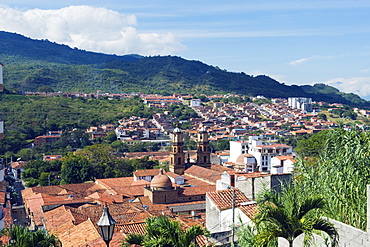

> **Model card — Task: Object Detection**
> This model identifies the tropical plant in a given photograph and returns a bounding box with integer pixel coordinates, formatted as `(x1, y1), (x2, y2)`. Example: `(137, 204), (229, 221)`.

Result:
(0, 224), (61, 247)
(253, 185), (338, 247)
(237, 224), (258, 247)
(122, 216), (207, 247)
(295, 128), (370, 230)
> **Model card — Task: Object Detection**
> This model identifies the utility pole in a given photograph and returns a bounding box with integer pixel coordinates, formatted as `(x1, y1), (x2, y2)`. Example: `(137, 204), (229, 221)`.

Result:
(231, 188), (236, 247)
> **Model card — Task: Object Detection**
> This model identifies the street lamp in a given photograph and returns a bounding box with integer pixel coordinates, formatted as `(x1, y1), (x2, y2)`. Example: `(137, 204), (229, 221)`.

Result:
(97, 205), (117, 247)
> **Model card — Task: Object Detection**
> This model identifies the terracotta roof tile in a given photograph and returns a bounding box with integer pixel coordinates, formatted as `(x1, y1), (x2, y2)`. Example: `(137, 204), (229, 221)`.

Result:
(210, 164), (233, 173)
(57, 219), (101, 247)
(185, 165), (222, 184)
(180, 185), (216, 197)
(118, 222), (146, 235)
(238, 203), (258, 219)
(207, 188), (249, 210)
(133, 169), (160, 177)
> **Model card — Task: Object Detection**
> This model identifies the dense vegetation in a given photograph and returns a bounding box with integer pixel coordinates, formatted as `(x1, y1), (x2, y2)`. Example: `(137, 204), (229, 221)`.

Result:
(237, 185), (338, 247)
(123, 216), (207, 247)
(1, 224), (61, 246)
(0, 94), (158, 155)
(0, 31), (368, 107)
(294, 128), (370, 230)
(21, 144), (162, 187)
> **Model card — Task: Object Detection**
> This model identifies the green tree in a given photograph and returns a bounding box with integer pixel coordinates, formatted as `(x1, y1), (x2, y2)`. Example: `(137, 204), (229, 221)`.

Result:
(111, 140), (129, 153)
(216, 139), (230, 151)
(123, 215), (207, 247)
(61, 156), (93, 184)
(294, 130), (329, 158)
(254, 186), (338, 247)
(37, 85), (55, 93)
(129, 142), (148, 152)
(0, 224), (61, 247)
(318, 113), (327, 121)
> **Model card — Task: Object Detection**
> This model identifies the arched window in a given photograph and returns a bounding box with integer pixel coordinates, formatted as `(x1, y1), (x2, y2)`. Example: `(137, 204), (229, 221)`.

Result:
(178, 157), (182, 165)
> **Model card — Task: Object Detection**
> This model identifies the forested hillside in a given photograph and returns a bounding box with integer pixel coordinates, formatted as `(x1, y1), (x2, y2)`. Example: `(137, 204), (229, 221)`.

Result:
(0, 31), (368, 107)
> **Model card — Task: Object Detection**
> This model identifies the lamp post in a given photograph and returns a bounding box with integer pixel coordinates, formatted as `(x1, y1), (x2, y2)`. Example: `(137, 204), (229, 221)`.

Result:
(97, 205), (117, 247)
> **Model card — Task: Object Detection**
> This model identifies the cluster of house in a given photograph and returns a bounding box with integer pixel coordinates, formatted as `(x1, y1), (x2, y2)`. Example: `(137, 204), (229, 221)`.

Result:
(7, 127), (294, 246)
(1, 126), (369, 246)
(31, 92), (370, 152)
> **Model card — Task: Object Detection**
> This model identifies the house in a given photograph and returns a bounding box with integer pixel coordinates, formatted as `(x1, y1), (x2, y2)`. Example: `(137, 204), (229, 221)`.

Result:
(10, 161), (27, 180)
(190, 99), (201, 107)
(34, 135), (61, 147)
(216, 171), (292, 201)
(270, 155), (295, 174)
(43, 155), (62, 161)
(206, 188), (257, 245)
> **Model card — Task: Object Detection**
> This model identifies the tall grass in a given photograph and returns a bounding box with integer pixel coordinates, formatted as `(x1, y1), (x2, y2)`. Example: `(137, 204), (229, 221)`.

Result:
(295, 128), (370, 230)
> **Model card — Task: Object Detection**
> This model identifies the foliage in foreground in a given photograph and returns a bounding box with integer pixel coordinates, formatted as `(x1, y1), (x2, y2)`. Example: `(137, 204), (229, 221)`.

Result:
(0, 224), (61, 247)
(122, 216), (208, 247)
(237, 185), (338, 247)
(295, 128), (370, 230)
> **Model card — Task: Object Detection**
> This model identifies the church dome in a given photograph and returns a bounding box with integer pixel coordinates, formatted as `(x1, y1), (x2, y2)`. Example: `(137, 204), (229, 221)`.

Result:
(151, 169), (172, 189)
(235, 153), (254, 166)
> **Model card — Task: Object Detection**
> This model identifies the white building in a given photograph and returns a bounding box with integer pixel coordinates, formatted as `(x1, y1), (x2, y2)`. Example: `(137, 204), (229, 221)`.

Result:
(288, 97), (312, 112)
(190, 99), (201, 107)
(248, 143), (293, 172)
(206, 188), (257, 245)
(270, 155), (295, 174)
(229, 136), (294, 173)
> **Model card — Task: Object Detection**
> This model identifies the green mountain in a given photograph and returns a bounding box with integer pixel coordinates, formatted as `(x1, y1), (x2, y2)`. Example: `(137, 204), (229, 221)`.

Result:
(0, 31), (368, 107)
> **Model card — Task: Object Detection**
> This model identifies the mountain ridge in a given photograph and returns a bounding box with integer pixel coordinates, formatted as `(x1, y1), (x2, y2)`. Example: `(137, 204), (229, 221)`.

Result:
(0, 31), (368, 107)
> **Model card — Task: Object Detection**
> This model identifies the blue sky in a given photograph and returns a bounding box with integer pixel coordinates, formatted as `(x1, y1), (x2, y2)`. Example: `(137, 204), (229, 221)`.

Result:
(1, 1), (370, 100)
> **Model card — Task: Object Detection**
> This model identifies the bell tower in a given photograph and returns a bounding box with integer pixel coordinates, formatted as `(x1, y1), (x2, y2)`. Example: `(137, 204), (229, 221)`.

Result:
(169, 127), (185, 175)
(196, 126), (211, 169)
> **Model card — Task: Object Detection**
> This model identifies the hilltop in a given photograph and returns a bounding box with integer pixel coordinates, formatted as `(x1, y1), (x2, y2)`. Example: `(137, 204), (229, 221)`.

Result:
(0, 31), (368, 107)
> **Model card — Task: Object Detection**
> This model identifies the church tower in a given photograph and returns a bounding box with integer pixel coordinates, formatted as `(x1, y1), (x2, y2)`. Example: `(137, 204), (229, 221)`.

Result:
(196, 126), (211, 169)
(169, 127), (186, 175)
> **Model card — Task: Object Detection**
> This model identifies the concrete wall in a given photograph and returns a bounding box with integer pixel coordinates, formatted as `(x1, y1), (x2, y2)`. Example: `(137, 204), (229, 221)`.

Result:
(278, 218), (368, 247)
(237, 176), (271, 200)
(206, 196), (221, 233)
(277, 185), (370, 246)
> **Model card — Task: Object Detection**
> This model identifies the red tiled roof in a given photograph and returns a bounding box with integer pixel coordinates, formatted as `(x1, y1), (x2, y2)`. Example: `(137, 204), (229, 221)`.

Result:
(207, 188), (250, 210)
(10, 161), (27, 169)
(210, 164), (233, 173)
(256, 144), (290, 148)
(118, 222), (146, 235)
(134, 169), (160, 177)
(185, 165), (221, 184)
(238, 203), (258, 219)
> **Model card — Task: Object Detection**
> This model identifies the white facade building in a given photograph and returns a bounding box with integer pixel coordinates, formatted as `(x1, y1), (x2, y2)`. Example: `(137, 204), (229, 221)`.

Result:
(270, 155), (295, 174)
(206, 188), (256, 245)
(288, 97), (313, 112)
(229, 136), (294, 173)
(190, 99), (201, 107)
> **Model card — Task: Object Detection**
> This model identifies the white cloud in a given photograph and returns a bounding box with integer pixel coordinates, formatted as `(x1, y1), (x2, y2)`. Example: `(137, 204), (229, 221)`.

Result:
(288, 54), (348, 67)
(315, 77), (370, 100)
(289, 57), (312, 66)
(0, 5), (185, 55)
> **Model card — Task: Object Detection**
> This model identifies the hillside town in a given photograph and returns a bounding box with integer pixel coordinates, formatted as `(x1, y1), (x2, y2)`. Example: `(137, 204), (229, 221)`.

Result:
(0, 91), (368, 246)
(0, 64), (370, 246)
